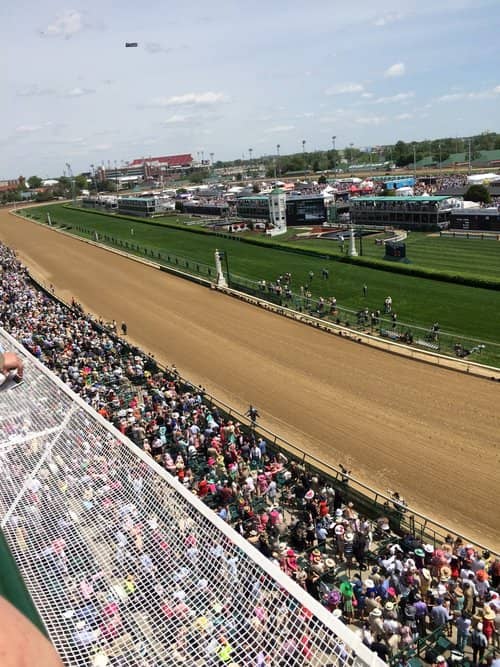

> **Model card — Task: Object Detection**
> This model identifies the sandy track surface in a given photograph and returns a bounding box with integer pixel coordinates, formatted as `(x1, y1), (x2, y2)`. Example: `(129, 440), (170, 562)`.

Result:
(1, 211), (499, 550)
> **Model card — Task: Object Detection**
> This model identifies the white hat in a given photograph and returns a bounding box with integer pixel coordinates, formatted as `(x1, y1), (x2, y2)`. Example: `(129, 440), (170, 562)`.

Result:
(344, 532), (354, 542)
(424, 544), (434, 553)
(332, 609), (343, 618)
(370, 608), (382, 617)
(436, 656), (446, 663)
(365, 579), (375, 589)
(304, 490), (315, 500)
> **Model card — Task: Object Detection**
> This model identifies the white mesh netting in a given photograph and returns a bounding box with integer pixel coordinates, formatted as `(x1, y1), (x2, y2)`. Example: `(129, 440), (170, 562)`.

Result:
(0, 328), (380, 667)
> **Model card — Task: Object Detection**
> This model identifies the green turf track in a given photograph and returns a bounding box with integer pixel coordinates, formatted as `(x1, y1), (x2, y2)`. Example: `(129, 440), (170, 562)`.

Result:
(294, 232), (500, 282)
(20, 205), (500, 364)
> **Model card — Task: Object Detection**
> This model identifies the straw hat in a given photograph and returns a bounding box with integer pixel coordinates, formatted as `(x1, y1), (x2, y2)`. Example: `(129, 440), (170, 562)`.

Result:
(332, 609), (343, 619)
(370, 608), (382, 617)
(325, 558), (336, 569)
(385, 601), (395, 611)
(364, 579), (375, 589)
(424, 544), (434, 554)
(345, 532), (354, 542)
(440, 565), (452, 581)
(483, 604), (495, 621)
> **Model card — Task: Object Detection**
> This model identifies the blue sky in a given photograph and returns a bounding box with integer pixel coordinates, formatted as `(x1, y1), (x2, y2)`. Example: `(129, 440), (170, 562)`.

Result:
(2, 0), (500, 177)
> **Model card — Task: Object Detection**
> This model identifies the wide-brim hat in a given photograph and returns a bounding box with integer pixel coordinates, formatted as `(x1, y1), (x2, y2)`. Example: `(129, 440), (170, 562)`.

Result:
(311, 549), (321, 559)
(414, 548), (425, 558)
(421, 568), (432, 581)
(345, 532), (354, 542)
(305, 489), (315, 500)
(385, 601), (395, 611)
(364, 579), (375, 589)
(370, 608), (382, 617)
(424, 544), (434, 554)
(483, 605), (495, 620)
(332, 609), (343, 618)
(440, 566), (452, 581)
(325, 558), (336, 569)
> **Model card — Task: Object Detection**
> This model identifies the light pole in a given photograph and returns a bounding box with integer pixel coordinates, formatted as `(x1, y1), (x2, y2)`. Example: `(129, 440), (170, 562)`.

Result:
(468, 137), (472, 174)
(349, 143), (354, 167)
(332, 135), (336, 173)
(413, 143), (417, 179)
(276, 144), (280, 177)
(114, 160), (118, 193)
(438, 142), (442, 171)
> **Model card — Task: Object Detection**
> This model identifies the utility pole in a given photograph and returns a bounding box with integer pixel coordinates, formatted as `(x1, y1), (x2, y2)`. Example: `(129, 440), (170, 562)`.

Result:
(438, 143), (442, 171)
(276, 144), (280, 178)
(332, 135), (336, 173)
(65, 162), (76, 204)
(413, 143), (417, 179)
(468, 137), (472, 174)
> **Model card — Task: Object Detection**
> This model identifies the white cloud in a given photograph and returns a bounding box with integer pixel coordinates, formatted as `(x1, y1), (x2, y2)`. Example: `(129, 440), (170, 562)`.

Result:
(361, 92), (374, 99)
(64, 87), (96, 97)
(17, 85), (56, 97)
(15, 125), (42, 134)
(373, 91), (415, 104)
(43, 10), (83, 38)
(437, 86), (500, 103)
(93, 143), (112, 151)
(264, 125), (295, 133)
(163, 114), (192, 124)
(325, 83), (364, 95)
(395, 113), (413, 120)
(384, 63), (405, 78)
(374, 12), (404, 27)
(354, 116), (387, 126)
(150, 91), (226, 107)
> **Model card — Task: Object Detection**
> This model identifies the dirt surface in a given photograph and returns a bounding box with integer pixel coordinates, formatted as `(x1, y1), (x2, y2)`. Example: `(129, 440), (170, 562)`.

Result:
(1, 210), (499, 550)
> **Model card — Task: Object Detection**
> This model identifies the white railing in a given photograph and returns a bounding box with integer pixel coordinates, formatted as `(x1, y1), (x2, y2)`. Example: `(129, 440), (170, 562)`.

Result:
(0, 328), (383, 667)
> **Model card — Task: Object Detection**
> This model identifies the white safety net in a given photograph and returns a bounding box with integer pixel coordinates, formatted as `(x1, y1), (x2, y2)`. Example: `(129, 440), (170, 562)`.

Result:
(0, 328), (380, 667)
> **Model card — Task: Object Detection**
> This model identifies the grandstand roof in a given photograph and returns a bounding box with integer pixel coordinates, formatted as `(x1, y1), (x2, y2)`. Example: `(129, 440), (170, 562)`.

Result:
(128, 154), (193, 168)
(0, 327), (381, 667)
(352, 195), (453, 202)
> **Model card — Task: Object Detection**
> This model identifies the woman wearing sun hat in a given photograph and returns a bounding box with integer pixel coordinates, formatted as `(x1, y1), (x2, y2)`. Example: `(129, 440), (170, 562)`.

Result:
(482, 604), (496, 644)
(340, 579), (355, 622)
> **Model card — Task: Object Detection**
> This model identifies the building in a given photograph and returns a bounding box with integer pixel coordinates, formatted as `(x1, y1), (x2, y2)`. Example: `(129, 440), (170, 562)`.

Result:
(117, 196), (165, 217)
(180, 201), (229, 216)
(450, 206), (500, 231)
(286, 194), (329, 225)
(350, 195), (461, 230)
(97, 155), (194, 186)
(236, 192), (328, 226)
(0, 177), (24, 194)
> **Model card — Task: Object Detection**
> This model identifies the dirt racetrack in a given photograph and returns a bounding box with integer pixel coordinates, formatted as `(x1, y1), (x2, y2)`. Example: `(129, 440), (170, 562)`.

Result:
(1, 210), (499, 550)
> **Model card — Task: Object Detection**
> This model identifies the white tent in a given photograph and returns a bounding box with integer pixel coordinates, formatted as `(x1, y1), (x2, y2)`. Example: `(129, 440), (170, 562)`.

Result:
(466, 173), (500, 185)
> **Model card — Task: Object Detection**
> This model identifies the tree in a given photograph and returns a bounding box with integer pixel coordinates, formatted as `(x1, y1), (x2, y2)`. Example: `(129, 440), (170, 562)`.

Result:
(27, 175), (43, 189)
(75, 174), (89, 190)
(464, 184), (491, 204)
(252, 183), (261, 193)
(317, 175), (327, 184)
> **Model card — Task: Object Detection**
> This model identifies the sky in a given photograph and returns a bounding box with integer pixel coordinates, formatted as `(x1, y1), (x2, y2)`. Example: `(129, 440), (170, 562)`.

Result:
(1, 0), (500, 178)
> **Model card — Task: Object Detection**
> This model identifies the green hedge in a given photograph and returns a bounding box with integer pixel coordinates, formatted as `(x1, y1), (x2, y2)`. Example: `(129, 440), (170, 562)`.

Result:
(340, 255), (500, 290)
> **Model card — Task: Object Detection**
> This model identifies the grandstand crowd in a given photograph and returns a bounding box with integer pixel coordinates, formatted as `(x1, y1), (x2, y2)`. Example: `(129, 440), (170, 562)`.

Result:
(0, 240), (499, 666)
